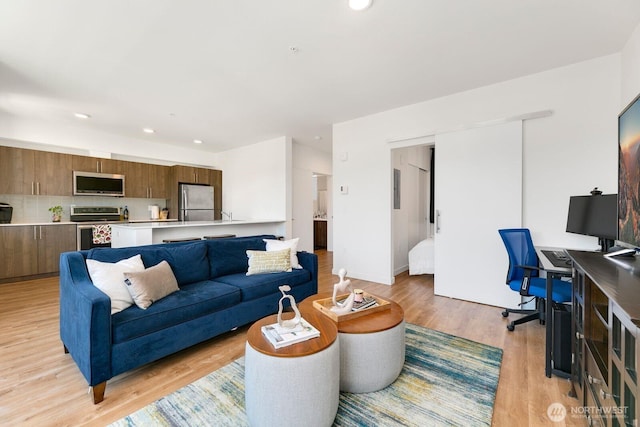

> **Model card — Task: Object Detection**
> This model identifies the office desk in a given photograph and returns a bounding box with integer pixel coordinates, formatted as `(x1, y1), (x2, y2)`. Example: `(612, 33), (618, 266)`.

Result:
(535, 247), (572, 378)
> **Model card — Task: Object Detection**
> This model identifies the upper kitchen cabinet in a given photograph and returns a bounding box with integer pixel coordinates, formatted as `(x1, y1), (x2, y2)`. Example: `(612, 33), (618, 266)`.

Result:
(0, 146), (73, 195)
(72, 155), (123, 174)
(123, 161), (170, 199)
(171, 165), (213, 185)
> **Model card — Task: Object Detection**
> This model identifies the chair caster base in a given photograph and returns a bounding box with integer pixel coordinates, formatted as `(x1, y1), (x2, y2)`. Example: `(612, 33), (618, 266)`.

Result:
(507, 322), (515, 331)
(501, 310), (509, 318)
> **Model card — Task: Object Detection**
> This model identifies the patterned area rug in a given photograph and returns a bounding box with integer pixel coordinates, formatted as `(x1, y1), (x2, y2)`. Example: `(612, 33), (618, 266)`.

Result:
(110, 324), (502, 427)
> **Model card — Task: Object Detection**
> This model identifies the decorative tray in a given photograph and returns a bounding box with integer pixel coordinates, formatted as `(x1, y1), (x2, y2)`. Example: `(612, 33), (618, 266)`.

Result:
(312, 292), (391, 322)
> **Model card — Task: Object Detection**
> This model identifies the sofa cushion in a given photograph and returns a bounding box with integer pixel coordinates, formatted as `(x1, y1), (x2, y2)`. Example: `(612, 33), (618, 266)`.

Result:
(206, 235), (275, 278)
(87, 241), (209, 286)
(123, 261), (180, 309)
(215, 269), (311, 301)
(111, 280), (241, 343)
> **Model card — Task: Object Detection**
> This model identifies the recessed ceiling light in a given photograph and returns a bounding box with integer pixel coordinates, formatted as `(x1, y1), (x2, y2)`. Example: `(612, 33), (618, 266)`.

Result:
(74, 112), (91, 119)
(193, 139), (203, 144)
(349, 0), (372, 11)
(143, 128), (155, 134)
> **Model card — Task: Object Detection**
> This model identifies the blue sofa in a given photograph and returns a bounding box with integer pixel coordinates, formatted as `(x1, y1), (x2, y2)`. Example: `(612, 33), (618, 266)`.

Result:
(59, 235), (318, 403)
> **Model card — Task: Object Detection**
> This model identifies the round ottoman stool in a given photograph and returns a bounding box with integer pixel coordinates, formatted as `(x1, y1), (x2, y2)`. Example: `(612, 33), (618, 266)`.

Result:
(300, 293), (405, 393)
(244, 313), (339, 427)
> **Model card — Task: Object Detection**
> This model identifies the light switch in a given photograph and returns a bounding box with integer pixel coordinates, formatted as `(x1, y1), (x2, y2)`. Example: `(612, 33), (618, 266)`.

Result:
(340, 185), (349, 194)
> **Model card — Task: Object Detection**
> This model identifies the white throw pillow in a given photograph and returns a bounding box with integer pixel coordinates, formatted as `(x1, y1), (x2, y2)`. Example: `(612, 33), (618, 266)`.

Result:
(264, 238), (301, 269)
(86, 254), (145, 314)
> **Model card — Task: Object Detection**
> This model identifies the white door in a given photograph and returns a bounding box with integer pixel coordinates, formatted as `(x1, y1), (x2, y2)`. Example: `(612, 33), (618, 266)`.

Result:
(434, 121), (522, 308)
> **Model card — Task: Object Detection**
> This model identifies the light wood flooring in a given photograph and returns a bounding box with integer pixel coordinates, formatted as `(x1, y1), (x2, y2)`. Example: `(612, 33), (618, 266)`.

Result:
(0, 250), (584, 426)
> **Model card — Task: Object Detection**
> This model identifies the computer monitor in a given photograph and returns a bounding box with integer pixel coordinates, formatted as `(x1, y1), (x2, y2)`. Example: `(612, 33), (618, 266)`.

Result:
(566, 194), (617, 252)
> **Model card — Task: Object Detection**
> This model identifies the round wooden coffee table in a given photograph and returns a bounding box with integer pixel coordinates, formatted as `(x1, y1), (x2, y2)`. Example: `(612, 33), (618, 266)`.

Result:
(300, 293), (405, 393)
(245, 310), (339, 427)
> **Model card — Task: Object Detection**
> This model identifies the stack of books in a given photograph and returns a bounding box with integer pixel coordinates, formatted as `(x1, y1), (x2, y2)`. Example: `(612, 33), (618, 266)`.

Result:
(338, 296), (378, 311)
(261, 318), (320, 349)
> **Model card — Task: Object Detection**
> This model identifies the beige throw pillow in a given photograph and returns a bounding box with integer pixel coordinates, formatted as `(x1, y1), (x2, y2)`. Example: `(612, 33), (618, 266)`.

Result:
(246, 248), (292, 275)
(123, 260), (180, 309)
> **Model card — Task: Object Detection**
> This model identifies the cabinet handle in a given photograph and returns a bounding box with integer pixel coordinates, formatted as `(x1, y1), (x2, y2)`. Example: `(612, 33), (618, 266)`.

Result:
(31, 182), (35, 195)
(587, 374), (602, 385)
(39, 225), (42, 240)
(36, 182), (40, 195)
(96, 161), (100, 172)
(33, 226), (37, 240)
(599, 389), (615, 400)
(435, 210), (441, 233)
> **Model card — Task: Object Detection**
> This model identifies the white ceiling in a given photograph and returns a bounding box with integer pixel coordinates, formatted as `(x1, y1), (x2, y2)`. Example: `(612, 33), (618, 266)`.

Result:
(1, 0), (640, 154)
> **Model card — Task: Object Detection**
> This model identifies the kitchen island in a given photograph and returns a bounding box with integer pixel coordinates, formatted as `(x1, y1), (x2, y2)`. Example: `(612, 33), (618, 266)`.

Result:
(110, 220), (286, 248)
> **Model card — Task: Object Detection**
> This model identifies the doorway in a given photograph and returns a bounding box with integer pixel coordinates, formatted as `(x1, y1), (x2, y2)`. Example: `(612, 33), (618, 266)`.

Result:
(391, 145), (433, 275)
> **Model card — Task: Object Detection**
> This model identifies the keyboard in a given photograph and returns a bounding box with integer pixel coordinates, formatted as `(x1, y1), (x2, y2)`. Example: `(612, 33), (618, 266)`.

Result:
(541, 249), (571, 268)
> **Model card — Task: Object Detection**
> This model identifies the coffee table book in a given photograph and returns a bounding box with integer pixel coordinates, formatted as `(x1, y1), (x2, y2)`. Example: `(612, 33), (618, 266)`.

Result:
(261, 318), (320, 349)
(313, 292), (391, 322)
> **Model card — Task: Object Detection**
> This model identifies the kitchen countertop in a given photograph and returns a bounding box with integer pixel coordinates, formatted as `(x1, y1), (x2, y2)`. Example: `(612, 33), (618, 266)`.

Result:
(0, 219), (178, 227)
(110, 219), (283, 229)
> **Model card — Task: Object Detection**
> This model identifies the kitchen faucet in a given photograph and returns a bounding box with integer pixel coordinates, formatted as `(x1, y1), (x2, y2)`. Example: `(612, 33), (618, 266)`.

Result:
(221, 211), (233, 221)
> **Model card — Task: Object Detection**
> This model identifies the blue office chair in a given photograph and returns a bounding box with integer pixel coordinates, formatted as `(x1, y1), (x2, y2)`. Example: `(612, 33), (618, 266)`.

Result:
(498, 228), (572, 331)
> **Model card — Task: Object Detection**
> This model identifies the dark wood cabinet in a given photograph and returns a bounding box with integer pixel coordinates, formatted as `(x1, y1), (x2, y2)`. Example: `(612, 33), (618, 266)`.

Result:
(71, 155), (123, 174)
(0, 224), (76, 280)
(568, 251), (639, 427)
(314, 220), (327, 249)
(123, 161), (169, 199)
(0, 147), (72, 195)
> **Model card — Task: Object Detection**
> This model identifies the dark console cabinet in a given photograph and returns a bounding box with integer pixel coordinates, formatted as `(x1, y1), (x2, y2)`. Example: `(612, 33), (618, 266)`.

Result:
(568, 250), (639, 427)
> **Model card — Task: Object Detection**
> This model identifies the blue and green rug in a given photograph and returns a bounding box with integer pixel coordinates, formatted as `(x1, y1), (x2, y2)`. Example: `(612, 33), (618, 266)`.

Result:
(111, 324), (502, 427)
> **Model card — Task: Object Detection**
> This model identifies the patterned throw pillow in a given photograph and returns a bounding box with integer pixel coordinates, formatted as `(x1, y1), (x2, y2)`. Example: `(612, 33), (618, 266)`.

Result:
(246, 248), (292, 275)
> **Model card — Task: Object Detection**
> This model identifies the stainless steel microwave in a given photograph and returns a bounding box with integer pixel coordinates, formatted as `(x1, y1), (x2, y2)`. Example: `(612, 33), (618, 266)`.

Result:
(73, 171), (125, 196)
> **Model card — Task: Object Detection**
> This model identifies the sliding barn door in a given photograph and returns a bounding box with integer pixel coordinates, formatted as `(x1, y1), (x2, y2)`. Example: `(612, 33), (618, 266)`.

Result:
(434, 121), (522, 308)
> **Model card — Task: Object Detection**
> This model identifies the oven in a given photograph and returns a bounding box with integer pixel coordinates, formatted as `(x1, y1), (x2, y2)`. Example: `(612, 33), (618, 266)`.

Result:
(77, 224), (115, 251)
(71, 206), (122, 250)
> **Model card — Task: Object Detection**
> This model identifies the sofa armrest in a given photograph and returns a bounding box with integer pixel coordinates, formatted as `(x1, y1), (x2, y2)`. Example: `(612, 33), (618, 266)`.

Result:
(297, 251), (318, 293)
(59, 251), (112, 386)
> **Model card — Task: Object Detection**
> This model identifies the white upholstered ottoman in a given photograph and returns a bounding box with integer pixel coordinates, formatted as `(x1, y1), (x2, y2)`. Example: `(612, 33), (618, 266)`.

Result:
(300, 294), (406, 393)
(244, 313), (339, 427)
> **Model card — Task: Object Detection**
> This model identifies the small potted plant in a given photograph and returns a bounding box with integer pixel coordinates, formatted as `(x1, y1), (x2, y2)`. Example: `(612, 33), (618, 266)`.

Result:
(48, 205), (63, 222)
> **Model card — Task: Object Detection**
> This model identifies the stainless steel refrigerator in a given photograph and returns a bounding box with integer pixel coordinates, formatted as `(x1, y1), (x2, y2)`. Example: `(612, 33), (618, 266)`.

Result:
(178, 183), (215, 221)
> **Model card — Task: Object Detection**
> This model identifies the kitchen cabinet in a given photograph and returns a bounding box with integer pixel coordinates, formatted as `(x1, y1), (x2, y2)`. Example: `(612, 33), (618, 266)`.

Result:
(123, 161), (169, 199)
(72, 155), (123, 174)
(314, 220), (327, 249)
(0, 224), (76, 280)
(0, 146), (73, 195)
(171, 165), (213, 185)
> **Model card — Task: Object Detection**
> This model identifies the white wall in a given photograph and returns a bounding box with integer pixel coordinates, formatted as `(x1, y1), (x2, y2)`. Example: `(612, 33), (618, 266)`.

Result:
(0, 120), (218, 168)
(333, 54), (621, 285)
(216, 137), (291, 236)
(293, 143), (333, 251)
(622, 22), (640, 106)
